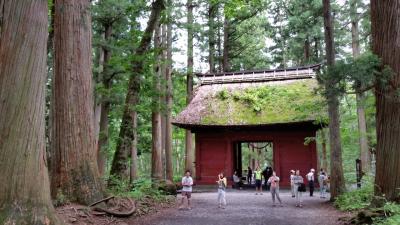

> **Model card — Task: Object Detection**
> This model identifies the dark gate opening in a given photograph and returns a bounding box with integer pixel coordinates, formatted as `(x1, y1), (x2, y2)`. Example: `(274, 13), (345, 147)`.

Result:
(233, 141), (273, 184)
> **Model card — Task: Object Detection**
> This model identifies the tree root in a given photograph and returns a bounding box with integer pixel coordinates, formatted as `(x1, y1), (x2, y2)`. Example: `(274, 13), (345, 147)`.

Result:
(90, 197), (136, 217)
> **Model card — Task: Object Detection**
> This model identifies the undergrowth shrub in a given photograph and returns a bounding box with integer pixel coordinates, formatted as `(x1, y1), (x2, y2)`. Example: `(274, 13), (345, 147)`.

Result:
(107, 177), (170, 202)
(335, 176), (400, 225)
(373, 203), (400, 225)
(335, 176), (374, 211)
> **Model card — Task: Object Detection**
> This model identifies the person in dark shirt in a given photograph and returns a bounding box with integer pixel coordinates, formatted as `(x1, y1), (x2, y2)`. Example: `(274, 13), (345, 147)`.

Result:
(247, 166), (253, 185)
(263, 166), (273, 191)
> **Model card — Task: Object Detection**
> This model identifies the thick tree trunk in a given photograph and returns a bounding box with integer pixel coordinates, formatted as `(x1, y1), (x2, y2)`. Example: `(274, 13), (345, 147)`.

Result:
(350, 0), (370, 173)
(165, 0), (174, 181)
(152, 24), (163, 180)
(110, 0), (165, 180)
(371, 0), (400, 202)
(130, 111), (139, 182)
(304, 36), (310, 63)
(97, 24), (113, 176)
(314, 37), (319, 60)
(185, 0), (195, 174)
(51, 0), (103, 205)
(161, 23), (168, 178)
(0, 1), (62, 224)
(208, 2), (217, 73)
(217, 9), (223, 73)
(323, 0), (345, 200)
(94, 36), (104, 165)
(222, 16), (230, 72)
(321, 129), (328, 171)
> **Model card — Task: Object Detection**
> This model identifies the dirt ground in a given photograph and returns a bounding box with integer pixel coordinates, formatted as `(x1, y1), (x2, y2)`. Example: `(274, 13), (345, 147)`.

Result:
(130, 190), (351, 225)
(57, 190), (351, 225)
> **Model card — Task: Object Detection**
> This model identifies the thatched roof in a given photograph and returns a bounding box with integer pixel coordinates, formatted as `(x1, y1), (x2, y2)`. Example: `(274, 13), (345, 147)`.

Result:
(174, 66), (327, 129)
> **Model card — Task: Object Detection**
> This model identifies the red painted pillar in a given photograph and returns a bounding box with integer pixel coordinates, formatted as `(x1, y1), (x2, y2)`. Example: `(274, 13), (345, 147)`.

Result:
(226, 138), (233, 184)
(195, 135), (201, 181)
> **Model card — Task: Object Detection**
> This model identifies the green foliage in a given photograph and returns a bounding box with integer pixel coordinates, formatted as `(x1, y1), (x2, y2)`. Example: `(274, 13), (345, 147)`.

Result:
(53, 190), (68, 207)
(108, 177), (169, 201)
(374, 203), (400, 225)
(335, 177), (374, 211)
(129, 179), (167, 201)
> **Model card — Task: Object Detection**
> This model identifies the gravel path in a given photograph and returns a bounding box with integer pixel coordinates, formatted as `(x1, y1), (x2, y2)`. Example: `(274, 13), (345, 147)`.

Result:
(135, 190), (348, 225)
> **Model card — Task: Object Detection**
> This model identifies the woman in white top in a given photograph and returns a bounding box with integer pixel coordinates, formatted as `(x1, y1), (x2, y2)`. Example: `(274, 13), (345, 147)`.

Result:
(217, 172), (227, 209)
(290, 170), (295, 198)
(292, 170), (304, 207)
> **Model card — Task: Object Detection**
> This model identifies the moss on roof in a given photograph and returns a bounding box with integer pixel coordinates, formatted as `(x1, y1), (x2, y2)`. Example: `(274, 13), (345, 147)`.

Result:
(174, 79), (327, 127)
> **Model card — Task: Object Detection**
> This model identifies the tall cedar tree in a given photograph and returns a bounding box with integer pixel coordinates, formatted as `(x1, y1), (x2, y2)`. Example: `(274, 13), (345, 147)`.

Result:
(165, 0), (174, 181)
(350, 0), (370, 173)
(97, 19), (114, 176)
(208, 1), (217, 72)
(110, 0), (165, 180)
(152, 24), (163, 180)
(0, 0), (62, 224)
(51, 0), (103, 204)
(185, 0), (195, 174)
(322, 0), (345, 200)
(371, 0), (400, 202)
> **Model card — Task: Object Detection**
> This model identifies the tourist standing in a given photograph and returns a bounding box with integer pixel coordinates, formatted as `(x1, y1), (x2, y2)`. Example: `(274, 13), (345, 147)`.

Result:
(263, 166), (273, 191)
(290, 170), (295, 197)
(233, 171), (242, 189)
(254, 166), (263, 195)
(180, 170), (193, 210)
(306, 168), (315, 197)
(267, 171), (283, 206)
(217, 172), (227, 209)
(247, 166), (253, 185)
(319, 171), (328, 198)
(293, 170), (305, 207)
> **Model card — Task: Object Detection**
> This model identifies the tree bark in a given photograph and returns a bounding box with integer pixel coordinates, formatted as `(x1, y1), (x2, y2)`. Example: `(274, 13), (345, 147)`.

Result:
(217, 8), (223, 72)
(130, 111), (139, 182)
(350, 0), (370, 173)
(0, 1), (62, 224)
(320, 129), (328, 171)
(304, 36), (310, 63)
(110, 0), (165, 181)
(323, 0), (345, 200)
(152, 23), (163, 180)
(185, 0), (195, 174)
(94, 35), (104, 169)
(222, 16), (230, 72)
(208, 2), (217, 73)
(165, 0), (174, 181)
(371, 0), (400, 202)
(97, 23), (113, 177)
(51, 0), (104, 205)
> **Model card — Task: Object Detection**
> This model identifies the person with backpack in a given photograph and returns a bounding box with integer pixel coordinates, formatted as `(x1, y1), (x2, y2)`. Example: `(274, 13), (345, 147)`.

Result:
(292, 170), (305, 207)
(217, 172), (227, 209)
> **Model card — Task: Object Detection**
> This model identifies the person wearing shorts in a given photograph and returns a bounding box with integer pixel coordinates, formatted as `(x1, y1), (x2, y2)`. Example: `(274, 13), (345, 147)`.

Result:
(254, 166), (263, 195)
(179, 170), (193, 210)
